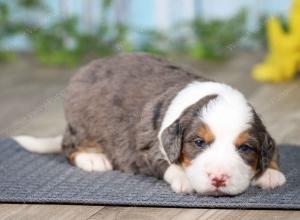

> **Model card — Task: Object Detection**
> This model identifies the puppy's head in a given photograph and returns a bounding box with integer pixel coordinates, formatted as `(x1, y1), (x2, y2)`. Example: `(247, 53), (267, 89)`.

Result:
(160, 84), (276, 195)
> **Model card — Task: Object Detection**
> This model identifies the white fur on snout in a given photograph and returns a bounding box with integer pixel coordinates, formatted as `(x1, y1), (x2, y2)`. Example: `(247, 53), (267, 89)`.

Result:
(185, 143), (255, 195)
(252, 168), (286, 189)
(74, 152), (113, 172)
(164, 164), (194, 194)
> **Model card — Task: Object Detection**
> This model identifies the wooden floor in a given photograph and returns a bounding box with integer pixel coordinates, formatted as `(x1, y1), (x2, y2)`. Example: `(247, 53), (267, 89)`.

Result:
(1, 205), (300, 220)
(0, 53), (299, 219)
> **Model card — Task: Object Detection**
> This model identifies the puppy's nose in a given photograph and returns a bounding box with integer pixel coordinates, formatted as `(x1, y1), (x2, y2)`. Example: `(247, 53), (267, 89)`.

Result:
(210, 174), (229, 187)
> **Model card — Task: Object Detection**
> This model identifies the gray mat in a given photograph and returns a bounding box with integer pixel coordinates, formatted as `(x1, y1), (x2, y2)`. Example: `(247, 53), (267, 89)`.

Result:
(0, 139), (299, 209)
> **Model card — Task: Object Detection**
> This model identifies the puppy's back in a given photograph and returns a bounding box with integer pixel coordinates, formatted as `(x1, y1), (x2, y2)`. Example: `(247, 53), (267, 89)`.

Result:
(63, 53), (205, 171)
(64, 53), (203, 124)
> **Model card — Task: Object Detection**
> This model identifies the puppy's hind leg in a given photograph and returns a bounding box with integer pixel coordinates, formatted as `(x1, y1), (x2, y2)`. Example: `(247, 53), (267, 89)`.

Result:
(62, 134), (113, 172)
(73, 151), (113, 172)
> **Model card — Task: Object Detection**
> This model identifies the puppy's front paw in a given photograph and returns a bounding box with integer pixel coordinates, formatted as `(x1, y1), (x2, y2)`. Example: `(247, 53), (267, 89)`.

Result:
(170, 176), (194, 194)
(252, 168), (286, 189)
(74, 152), (113, 172)
(164, 164), (194, 194)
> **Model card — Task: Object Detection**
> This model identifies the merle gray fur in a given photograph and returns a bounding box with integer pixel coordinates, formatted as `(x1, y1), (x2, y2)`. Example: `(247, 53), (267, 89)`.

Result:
(62, 53), (208, 178)
(61, 53), (278, 178)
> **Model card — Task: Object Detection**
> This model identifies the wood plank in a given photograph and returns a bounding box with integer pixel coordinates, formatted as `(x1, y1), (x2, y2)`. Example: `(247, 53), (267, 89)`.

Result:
(88, 207), (300, 220)
(88, 206), (184, 220)
(0, 204), (104, 220)
(0, 204), (27, 220)
(170, 208), (210, 219)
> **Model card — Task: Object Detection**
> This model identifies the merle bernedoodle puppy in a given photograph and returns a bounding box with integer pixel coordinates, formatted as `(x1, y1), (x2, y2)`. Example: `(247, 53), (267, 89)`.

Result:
(15, 53), (286, 195)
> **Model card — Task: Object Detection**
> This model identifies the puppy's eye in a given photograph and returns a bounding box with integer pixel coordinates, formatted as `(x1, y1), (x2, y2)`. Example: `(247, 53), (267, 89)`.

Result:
(238, 144), (255, 153)
(194, 138), (206, 148)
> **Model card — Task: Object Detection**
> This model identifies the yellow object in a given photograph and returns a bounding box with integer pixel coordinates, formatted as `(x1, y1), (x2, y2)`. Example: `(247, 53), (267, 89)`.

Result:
(253, 0), (300, 82)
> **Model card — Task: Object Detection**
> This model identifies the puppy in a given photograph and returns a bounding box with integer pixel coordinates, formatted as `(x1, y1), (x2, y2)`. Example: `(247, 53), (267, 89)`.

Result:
(15, 53), (286, 195)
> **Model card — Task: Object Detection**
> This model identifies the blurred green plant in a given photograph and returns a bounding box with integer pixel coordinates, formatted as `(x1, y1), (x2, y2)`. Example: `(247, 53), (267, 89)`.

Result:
(0, 0), (48, 62)
(189, 9), (247, 60)
(27, 0), (131, 66)
(0, 1), (274, 65)
(133, 29), (168, 55)
(76, 23), (131, 57)
(0, 2), (16, 61)
(30, 17), (80, 66)
(17, 0), (47, 10)
(30, 20), (131, 66)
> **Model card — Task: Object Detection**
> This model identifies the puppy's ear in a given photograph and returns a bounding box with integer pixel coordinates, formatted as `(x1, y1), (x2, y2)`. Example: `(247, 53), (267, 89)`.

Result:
(161, 119), (183, 163)
(250, 107), (277, 173)
(259, 132), (276, 172)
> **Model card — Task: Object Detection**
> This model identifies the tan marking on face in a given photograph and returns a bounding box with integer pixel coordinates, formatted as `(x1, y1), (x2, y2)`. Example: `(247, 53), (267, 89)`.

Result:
(249, 155), (259, 171)
(235, 131), (259, 171)
(197, 123), (215, 144)
(179, 123), (214, 168)
(180, 151), (192, 168)
(235, 131), (250, 146)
